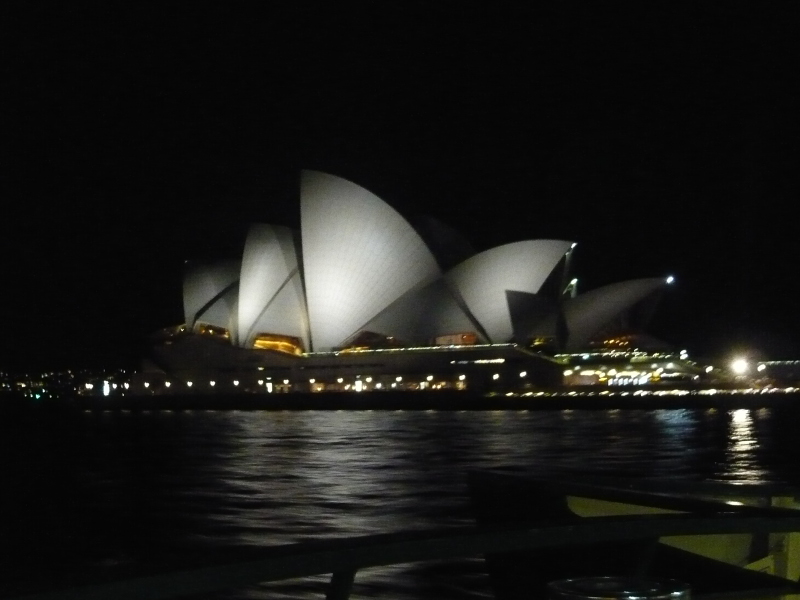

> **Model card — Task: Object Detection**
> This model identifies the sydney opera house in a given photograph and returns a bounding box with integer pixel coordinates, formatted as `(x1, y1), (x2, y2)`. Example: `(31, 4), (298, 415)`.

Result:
(138, 170), (675, 394)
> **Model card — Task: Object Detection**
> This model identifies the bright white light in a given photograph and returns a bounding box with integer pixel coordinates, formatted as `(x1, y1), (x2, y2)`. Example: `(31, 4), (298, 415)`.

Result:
(233, 380), (239, 386)
(458, 374), (466, 381)
(705, 366), (713, 373)
(258, 380), (264, 385)
(85, 383), (94, 390)
(210, 381), (215, 386)
(731, 358), (749, 375)
(266, 382), (273, 393)
(365, 377), (372, 382)
(142, 382), (149, 388)
(519, 371), (527, 378)
(283, 379), (289, 384)
(570, 243), (577, 249)
(375, 383), (382, 389)
(187, 381), (193, 387)
(757, 364), (766, 372)
(666, 275), (675, 284)
(426, 375), (433, 381)
(102, 381), (110, 396)
(337, 377), (344, 383)
(733, 408), (749, 423)
(563, 369), (573, 376)
(309, 378), (315, 383)
(165, 381), (171, 388)
(396, 376), (403, 382)
(355, 380), (363, 392)
(492, 373), (500, 380)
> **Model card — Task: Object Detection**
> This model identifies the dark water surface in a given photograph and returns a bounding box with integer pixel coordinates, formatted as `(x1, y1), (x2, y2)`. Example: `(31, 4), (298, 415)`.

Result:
(4, 405), (800, 599)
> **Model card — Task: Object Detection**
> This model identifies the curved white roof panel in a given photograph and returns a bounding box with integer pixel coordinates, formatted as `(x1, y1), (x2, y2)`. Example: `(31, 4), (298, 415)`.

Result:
(237, 224), (309, 350)
(301, 170), (441, 351)
(563, 277), (667, 350)
(360, 278), (486, 345)
(182, 259), (240, 334)
(444, 239), (574, 342)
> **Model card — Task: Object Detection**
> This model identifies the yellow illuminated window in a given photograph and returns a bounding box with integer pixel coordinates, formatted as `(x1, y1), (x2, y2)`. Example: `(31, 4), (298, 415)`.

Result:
(252, 333), (304, 356)
(197, 323), (231, 340)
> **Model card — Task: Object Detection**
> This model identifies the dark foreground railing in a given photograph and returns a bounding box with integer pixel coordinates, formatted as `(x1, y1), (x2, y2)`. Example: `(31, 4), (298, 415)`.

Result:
(8, 496), (800, 600)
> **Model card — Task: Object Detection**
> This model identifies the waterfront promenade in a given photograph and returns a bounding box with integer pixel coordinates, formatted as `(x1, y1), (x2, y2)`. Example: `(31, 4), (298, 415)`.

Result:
(61, 386), (800, 411)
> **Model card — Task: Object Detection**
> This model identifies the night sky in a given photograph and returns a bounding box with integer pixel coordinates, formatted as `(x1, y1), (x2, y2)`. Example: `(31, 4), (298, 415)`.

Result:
(4, 4), (798, 371)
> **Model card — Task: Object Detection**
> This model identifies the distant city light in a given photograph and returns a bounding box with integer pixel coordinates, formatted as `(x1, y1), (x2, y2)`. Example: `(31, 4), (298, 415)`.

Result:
(666, 275), (675, 284)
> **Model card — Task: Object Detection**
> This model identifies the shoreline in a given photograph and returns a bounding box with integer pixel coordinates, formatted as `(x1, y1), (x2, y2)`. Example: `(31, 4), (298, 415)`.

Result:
(29, 387), (800, 411)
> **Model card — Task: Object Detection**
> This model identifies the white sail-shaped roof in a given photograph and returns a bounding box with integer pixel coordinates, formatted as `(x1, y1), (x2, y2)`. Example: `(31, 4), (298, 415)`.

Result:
(301, 170), (441, 350)
(237, 224), (309, 350)
(563, 277), (668, 350)
(444, 239), (574, 342)
(182, 260), (240, 335)
(359, 278), (487, 345)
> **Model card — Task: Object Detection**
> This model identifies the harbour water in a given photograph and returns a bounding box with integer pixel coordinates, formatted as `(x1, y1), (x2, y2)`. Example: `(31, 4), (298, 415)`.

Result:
(4, 402), (800, 599)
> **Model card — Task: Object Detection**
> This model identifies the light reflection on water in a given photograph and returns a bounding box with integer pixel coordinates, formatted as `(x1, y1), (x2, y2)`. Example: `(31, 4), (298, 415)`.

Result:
(4, 406), (800, 599)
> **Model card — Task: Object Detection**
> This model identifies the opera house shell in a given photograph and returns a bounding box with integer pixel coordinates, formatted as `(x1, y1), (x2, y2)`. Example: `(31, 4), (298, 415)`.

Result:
(144, 170), (673, 393)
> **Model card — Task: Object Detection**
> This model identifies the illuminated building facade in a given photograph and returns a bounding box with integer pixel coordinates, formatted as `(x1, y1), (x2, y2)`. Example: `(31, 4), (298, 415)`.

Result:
(140, 170), (674, 394)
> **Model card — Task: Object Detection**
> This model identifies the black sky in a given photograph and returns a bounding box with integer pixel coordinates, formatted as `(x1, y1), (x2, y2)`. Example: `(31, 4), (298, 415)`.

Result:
(4, 3), (798, 370)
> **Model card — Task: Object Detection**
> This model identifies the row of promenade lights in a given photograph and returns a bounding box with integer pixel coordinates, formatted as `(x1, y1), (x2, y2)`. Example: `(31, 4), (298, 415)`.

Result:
(97, 371), (535, 395)
(138, 374), (478, 391)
